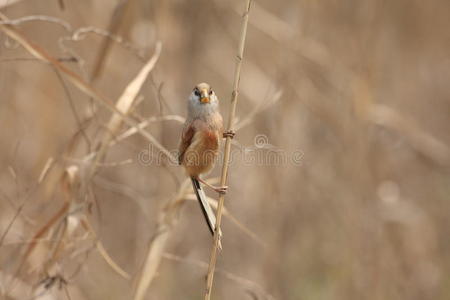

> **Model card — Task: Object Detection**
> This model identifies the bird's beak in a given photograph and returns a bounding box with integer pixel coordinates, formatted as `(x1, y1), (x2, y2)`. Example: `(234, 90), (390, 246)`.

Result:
(200, 89), (210, 103)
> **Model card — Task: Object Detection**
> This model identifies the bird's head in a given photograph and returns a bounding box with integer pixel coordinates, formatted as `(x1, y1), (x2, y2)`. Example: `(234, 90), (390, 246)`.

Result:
(188, 82), (219, 117)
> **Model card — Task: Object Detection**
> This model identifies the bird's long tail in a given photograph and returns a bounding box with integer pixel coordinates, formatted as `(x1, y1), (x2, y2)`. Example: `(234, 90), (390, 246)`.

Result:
(191, 177), (221, 237)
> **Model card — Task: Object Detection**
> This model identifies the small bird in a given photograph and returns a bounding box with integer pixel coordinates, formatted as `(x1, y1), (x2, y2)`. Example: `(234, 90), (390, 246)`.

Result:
(178, 82), (234, 235)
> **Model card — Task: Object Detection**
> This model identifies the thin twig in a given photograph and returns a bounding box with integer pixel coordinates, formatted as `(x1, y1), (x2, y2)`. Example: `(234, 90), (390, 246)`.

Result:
(113, 115), (185, 144)
(234, 89), (282, 131)
(204, 1), (252, 299)
(70, 26), (145, 60)
(52, 68), (92, 150)
(0, 15), (72, 31)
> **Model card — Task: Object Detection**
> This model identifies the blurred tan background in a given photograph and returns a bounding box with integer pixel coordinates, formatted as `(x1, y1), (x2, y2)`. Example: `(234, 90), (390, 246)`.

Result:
(0, 0), (449, 299)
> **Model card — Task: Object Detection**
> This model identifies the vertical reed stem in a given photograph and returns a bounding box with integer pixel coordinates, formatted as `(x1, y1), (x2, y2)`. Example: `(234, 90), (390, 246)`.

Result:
(204, 1), (252, 299)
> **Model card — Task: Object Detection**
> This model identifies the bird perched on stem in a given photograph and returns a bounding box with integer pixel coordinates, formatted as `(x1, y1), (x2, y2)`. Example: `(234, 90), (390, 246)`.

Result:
(178, 82), (234, 235)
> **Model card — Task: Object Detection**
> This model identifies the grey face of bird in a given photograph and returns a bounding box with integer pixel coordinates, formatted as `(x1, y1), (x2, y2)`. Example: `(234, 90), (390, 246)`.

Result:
(188, 82), (219, 119)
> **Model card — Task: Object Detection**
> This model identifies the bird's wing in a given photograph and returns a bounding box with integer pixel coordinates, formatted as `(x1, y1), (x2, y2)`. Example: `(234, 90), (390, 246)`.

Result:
(178, 122), (196, 165)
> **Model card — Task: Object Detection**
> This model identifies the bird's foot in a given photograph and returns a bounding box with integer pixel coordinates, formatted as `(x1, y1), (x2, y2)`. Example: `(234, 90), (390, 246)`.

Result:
(223, 130), (235, 139)
(197, 177), (229, 195)
(213, 185), (228, 195)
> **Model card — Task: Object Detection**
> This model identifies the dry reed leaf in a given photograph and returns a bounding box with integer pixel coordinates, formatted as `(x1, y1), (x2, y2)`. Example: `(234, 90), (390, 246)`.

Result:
(133, 229), (169, 300)
(90, 0), (135, 80)
(369, 104), (450, 166)
(133, 179), (192, 300)
(96, 238), (131, 280)
(88, 42), (162, 179)
(106, 42), (162, 137)
(38, 158), (55, 184)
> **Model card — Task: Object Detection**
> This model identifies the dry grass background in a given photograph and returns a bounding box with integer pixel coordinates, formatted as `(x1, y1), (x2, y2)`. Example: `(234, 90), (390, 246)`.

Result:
(0, 0), (450, 299)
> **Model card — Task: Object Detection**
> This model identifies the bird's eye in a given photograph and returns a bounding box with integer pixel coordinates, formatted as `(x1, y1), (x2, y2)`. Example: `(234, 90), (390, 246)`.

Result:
(194, 89), (200, 97)
(209, 90), (213, 96)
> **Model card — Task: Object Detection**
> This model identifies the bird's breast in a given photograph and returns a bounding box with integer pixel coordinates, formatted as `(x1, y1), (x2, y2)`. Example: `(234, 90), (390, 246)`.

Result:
(202, 130), (219, 149)
(183, 129), (220, 176)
